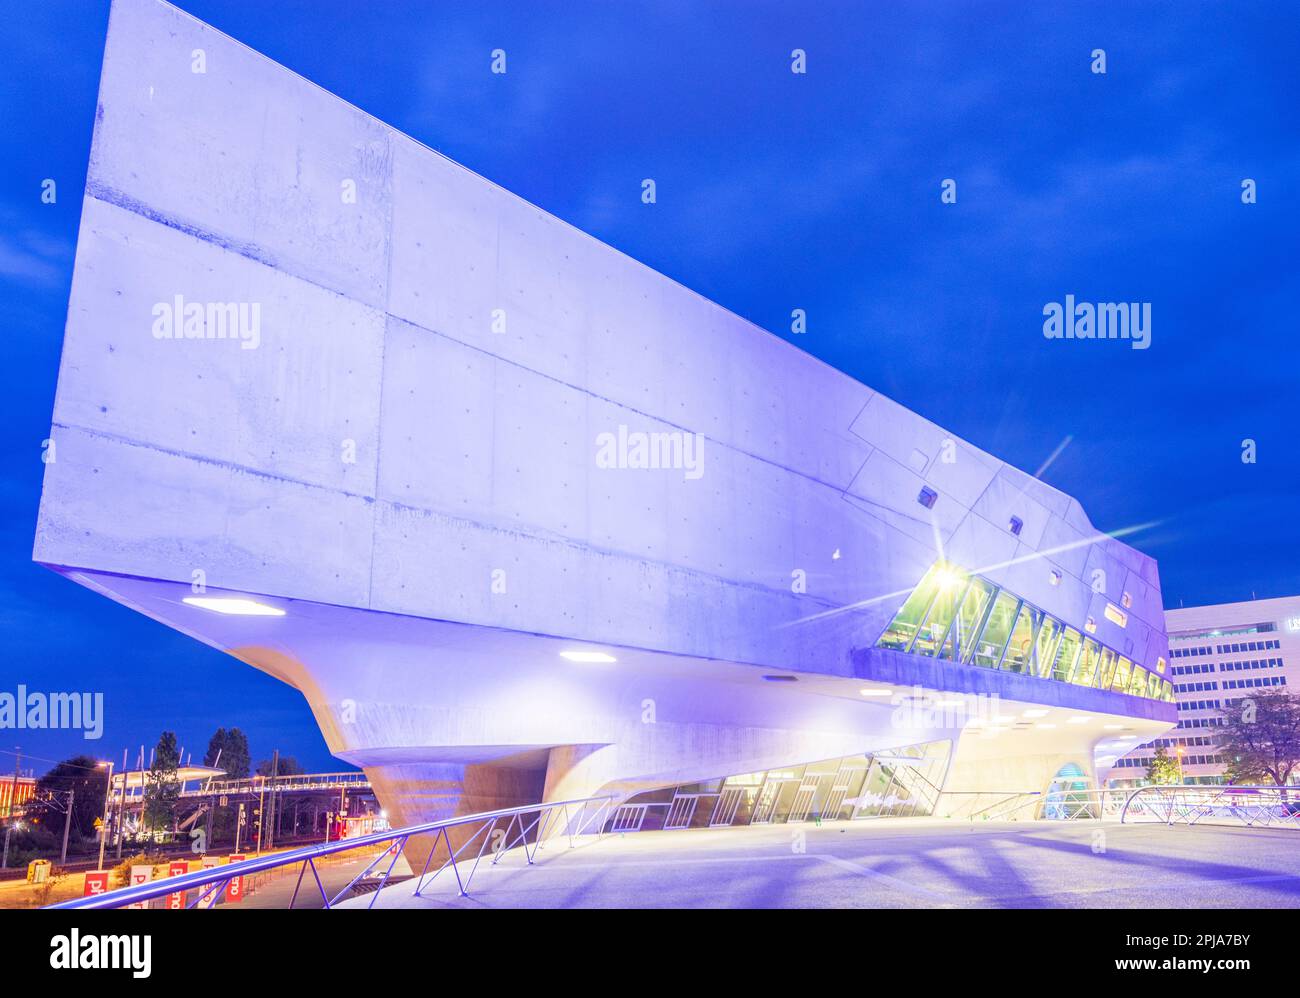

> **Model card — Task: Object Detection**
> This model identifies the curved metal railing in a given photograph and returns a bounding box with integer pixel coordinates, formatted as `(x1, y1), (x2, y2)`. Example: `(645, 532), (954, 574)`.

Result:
(964, 784), (1300, 827)
(958, 788), (1126, 821)
(47, 795), (616, 910)
(1120, 785), (1300, 829)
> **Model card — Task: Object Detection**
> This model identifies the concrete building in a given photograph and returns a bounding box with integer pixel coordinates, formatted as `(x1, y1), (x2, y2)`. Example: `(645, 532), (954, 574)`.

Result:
(0, 777), (37, 820)
(36, 0), (1176, 840)
(1101, 595), (1300, 787)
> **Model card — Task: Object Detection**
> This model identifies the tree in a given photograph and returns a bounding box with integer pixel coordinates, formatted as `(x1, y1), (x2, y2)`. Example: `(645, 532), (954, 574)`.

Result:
(203, 727), (249, 780)
(256, 756), (305, 777)
(35, 755), (109, 839)
(1145, 746), (1182, 785)
(1218, 690), (1300, 789)
(142, 731), (181, 835)
(202, 727), (250, 844)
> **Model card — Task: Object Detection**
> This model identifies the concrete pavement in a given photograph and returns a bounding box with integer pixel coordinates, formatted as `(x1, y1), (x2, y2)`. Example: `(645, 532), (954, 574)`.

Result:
(340, 818), (1300, 909)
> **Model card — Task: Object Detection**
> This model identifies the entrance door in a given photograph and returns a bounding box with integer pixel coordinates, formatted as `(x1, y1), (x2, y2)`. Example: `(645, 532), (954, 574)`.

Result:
(609, 804), (647, 832)
(822, 767), (863, 821)
(711, 786), (745, 827)
(751, 780), (790, 824)
(787, 780), (820, 822)
(664, 795), (701, 829)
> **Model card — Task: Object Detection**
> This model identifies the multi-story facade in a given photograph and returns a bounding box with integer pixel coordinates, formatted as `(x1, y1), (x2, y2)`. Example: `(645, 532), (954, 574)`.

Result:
(1101, 595), (1299, 787)
(0, 777), (37, 820)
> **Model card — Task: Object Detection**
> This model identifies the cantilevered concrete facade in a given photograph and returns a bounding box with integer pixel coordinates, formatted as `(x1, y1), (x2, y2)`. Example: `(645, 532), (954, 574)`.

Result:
(37, 0), (1175, 832)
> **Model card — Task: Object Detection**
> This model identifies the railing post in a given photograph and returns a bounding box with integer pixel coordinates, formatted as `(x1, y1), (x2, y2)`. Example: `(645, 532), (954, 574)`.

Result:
(366, 837), (406, 910)
(444, 827), (467, 897)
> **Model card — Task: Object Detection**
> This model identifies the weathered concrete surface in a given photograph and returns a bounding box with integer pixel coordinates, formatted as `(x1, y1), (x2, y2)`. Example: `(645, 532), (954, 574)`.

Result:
(36, 0), (1168, 675)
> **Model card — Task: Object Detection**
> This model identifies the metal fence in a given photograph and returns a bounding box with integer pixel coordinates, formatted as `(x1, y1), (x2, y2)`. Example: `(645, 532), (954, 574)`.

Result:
(1120, 784), (1300, 829)
(47, 795), (615, 910)
(967, 784), (1300, 827)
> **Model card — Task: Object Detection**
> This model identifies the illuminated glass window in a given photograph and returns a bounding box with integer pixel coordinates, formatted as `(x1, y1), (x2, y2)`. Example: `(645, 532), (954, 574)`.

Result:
(971, 591), (1020, 667)
(1002, 602), (1043, 674)
(909, 568), (970, 657)
(1073, 638), (1103, 687)
(937, 578), (996, 663)
(1129, 665), (1150, 697)
(876, 563), (943, 652)
(1097, 647), (1118, 689)
(873, 561), (1170, 701)
(1050, 627), (1083, 682)
(1032, 617), (1064, 678)
(1112, 656), (1133, 693)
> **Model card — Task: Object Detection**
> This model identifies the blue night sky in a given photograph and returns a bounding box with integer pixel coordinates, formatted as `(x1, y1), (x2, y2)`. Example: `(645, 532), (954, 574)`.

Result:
(1, 1), (1296, 776)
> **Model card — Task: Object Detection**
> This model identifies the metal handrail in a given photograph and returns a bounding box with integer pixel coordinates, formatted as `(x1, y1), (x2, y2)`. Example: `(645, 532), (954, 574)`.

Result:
(1040, 787), (1134, 821)
(47, 795), (616, 910)
(946, 791), (1041, 820)
(970, 793), (1039, 821)
(957, 788), (1131, 821)
(975, 784), (1300, 826)
(1120, 785), (1300, 829)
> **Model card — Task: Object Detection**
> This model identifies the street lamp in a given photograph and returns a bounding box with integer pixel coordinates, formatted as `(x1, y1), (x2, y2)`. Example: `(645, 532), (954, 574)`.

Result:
(96, 760), (114, 871)
(2, 821), (25, 869)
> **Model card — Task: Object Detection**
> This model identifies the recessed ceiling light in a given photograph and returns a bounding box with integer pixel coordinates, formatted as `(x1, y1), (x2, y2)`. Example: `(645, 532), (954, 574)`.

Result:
(1067, 716), (1090, 724)
(1036, 723), (1057, 729)
(762, 675), (798, 682)
(1023, 709), (1050, 718)
(858, 688), (892, 697)
(560, 650), (617, 663)
(182, 597), (285, 617)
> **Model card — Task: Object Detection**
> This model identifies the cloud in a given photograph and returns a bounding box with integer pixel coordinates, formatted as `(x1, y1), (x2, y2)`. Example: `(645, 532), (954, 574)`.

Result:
(0, 226), (72, 288)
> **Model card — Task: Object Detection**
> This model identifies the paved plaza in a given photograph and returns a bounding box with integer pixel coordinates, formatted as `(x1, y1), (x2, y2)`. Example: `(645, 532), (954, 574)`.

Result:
(344, 818), (1300, 909)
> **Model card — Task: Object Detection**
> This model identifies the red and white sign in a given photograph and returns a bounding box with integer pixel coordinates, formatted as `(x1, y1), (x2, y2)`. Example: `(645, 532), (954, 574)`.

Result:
(225, 854), (246, 903)
(128, 864), (153, 909)
(198, 855), (222, 907)
(83, 870), (109, 897)
(166, 860), (189, 909)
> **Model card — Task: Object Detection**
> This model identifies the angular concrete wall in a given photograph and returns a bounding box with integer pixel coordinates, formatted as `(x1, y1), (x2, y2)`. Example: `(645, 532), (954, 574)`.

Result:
(36, 0), (1168, 683)
(36, 2), (1175, 834)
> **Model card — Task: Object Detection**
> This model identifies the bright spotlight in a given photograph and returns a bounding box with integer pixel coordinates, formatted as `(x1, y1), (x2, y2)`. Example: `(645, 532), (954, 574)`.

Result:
(560, 650), (617, 664)
(182, 597), (285, 617)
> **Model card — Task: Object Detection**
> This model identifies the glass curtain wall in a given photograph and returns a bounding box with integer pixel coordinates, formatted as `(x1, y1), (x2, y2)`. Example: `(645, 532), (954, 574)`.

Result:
(874, 560), (1175, 703)
(613, 741), (953, 829)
